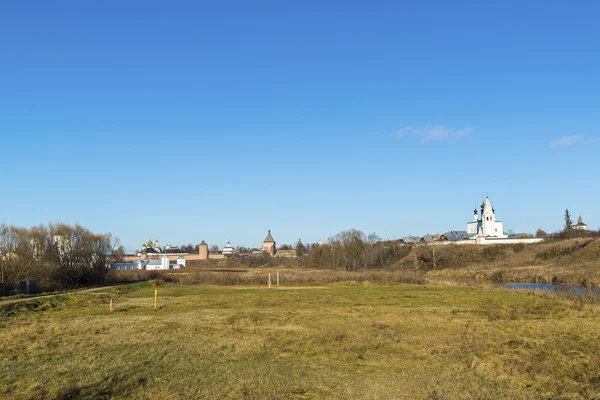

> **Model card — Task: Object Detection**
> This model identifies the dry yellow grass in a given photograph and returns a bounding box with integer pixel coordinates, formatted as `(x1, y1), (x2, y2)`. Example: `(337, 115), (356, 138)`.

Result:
(1, 282), (600, 399)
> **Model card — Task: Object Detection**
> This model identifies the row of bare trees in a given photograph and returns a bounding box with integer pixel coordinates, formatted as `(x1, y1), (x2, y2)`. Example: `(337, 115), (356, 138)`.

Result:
(0, 223), (119, 291)
(307, 229), (411, 271)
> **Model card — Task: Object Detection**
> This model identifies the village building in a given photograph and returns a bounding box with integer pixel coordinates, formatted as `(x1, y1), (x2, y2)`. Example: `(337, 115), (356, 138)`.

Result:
(400, 236), (421, 244)
(508, 232), (532, 239)
(440, 231), (469, 241)
(420, 234), (440, 243)
(261, 230), (276, 255)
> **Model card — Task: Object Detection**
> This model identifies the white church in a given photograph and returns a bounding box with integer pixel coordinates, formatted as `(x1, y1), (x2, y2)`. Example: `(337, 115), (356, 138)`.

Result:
(467, 197), (508, 238)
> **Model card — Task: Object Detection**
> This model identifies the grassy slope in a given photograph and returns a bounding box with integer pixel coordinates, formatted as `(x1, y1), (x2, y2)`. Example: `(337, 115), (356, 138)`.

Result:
(1, 283), (600, 399)
(402, 238), (600, 286)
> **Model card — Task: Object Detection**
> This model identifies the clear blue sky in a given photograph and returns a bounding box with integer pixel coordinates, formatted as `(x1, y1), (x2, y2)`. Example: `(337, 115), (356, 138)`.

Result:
(2, 1), (599, 251)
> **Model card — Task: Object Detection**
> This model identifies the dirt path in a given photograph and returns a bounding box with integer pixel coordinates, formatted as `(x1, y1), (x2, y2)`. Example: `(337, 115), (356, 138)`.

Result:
(0, 286), (112, 306)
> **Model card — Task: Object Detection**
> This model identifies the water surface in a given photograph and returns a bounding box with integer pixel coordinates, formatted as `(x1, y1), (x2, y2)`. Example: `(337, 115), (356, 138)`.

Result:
(502, 283), (600, 296)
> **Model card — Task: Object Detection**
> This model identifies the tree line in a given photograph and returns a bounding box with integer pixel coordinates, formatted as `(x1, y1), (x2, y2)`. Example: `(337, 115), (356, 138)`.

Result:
(0, 223), (119, 291)
(234, 229), (411, 271)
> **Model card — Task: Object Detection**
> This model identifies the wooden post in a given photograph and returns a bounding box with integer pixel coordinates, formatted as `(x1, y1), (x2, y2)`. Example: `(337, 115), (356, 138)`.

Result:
(277, 271), (279, 287)
(268, 273), (271, 289)
(110, 298), (113, 312)
(154, 289), (157, 310)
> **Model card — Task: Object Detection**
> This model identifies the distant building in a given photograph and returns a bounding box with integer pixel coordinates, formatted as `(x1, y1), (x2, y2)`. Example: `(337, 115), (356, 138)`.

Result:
(146, 255), (171, 270)
(575, 216), (588, 231)
(508, 233), (531, 239)
(403, 197), (544, 246)
(222, 241), (235, 257)
(112, 254), (184, 270)
(400, 236), (420, 244)
(420, 234), (440, 243)
(467, 197), (507, 238)
(163, 243), (182, 254)
(275, 250), (296, 258)
(440, 231), (469, 241)
(52, 235), (70, 255)
(138, 240), (161, 256)
(199, 240), (209, 260)
(261, 230), (276, 255)
(136, 240), (189, 256)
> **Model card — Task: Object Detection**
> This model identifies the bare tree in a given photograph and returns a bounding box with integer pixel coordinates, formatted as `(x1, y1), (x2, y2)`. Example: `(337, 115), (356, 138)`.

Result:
(367, 233), (381, 245)
(112, 245), (126, 263)
(0, 223), (116, 291)
(330, 229), (366, 271)
(46, 224), (114, 287)
(535, 229), (548, 238)
(418, 243), (447, 270)
(179, 243), (195, 253)
(0, 224), (20, 284)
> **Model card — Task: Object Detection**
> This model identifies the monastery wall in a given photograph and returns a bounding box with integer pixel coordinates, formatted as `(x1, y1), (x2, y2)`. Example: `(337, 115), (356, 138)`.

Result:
(477, 237), (544, 245)
(123, 253), (223, 262)
(427, 237), (544, 246)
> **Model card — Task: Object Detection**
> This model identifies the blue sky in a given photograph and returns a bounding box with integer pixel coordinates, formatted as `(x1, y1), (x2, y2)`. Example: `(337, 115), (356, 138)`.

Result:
(1, 1), (599, 251)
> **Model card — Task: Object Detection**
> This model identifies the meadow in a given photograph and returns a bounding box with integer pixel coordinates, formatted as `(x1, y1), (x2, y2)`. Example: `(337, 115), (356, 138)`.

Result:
(2, 281), (600, 399)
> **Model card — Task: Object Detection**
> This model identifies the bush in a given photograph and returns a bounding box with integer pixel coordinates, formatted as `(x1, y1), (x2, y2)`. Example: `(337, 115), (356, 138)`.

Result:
(148, 279), (165, 287)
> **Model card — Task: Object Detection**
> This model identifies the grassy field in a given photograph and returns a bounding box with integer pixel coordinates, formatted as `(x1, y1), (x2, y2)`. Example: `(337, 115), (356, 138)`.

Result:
(1, 282), (600, 399)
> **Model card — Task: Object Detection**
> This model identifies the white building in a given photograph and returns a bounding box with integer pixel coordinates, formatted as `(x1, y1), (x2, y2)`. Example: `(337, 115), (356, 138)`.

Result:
(467, 197), (507, 238)
(112, 254), (184, 271)
(575, 216), (588, 231)
(222, 241), (235, 256)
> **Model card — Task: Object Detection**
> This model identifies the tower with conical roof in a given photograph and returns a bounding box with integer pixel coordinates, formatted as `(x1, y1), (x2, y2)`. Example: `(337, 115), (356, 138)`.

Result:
(199, 240), (209, 260)
(261, 230), (276, 256)
(481, 197), (496, 236)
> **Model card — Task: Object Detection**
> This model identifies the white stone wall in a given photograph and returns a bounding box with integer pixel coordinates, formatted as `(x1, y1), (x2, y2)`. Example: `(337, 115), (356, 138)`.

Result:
(422, 237), (544, 246)
(479, 237), (543, 245)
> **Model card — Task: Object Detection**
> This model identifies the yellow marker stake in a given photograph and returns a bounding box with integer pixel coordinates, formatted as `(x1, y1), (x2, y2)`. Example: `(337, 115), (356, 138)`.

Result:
(110, 298), (113, 312)
(154, 289), (157, 310)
